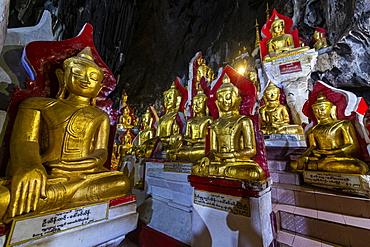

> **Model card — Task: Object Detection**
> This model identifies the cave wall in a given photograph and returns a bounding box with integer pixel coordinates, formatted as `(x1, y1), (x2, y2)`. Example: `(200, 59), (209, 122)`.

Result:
(9, 0), (370, 114)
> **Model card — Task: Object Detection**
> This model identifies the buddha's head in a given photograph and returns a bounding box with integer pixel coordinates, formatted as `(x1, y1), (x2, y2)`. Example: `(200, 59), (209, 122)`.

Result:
(247, 71), (258, 82)
(172, 122), (180, 135)
(123, 107), (130, 116)
(264, 82), (280, 102)
(123, 132), (132, 144)
(270, 15), (285, 36)
(192, 89), (207, 115)
(141, 108), (153, 129)
(57, 47), (104, 105)
(163, 84), (181, 112)
(312, 93), (337, 123)
(216, 74), (241, 115)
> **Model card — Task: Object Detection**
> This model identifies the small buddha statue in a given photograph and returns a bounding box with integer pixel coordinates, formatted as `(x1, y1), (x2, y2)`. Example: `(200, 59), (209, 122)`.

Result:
(247, 71), (260, 94)
(117, 107), (133, 129)
(291, 93), (369, 174)
(137, 108), (156, 145)
(0, 47), (129, 219)
(168, 88), (213, 161)
(110, 143), (120, 170)
(259, 82), (303, 134)
(267, 15), (295, 55)
(136, 84), (182, 158)
(156, 83), (182, 146)
(121, 90), (128, 108)
(313, 29), (328, 51)
(192, 75), (265, 182)
(197, 57), (215, 84)
(118, 131), (133, 156)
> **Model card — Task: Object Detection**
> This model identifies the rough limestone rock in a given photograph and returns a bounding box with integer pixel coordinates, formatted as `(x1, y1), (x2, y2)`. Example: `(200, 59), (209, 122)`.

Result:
(8, 0), (370, 112)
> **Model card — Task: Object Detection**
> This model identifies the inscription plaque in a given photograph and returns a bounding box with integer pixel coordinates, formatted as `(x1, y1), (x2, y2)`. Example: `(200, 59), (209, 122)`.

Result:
(194, 190), (250, 217)
(163, 162), (192, 173)
(7, 202), (109, 246)
(304, 171), (363, 189)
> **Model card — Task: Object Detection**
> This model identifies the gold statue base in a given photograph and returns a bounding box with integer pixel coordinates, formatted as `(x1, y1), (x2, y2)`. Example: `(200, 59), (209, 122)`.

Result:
(192, 158), (266, 182)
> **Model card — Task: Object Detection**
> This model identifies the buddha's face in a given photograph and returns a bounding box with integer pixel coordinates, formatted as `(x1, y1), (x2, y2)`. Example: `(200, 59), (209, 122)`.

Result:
(164, 89), (179, 110)
(216, 88), (238, 112)
(192, 96), (206, 114)
(142, 113), (151, 127)
(123, 107), (130, 115)
(272, 20), (284, 34)
(313, 31), (321, 41)
(312, 103), (331, 121)
(66, 62), (104, 98)
(124, 134), (132, 144)
(265, 87), (280, 101)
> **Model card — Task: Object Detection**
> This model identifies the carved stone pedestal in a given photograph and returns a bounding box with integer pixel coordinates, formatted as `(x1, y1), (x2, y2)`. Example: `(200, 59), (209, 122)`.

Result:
(137, 161), (194, 245)
(189, 176), (273, 247)
(2, 196), (138, 247)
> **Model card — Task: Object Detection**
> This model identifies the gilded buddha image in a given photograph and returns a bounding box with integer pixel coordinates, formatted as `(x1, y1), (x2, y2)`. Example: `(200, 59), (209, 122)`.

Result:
(0, 47), (129, 220)
(291, 93), (369, 174)
(167, 88), (212, 161)
(192, 75), (265, 182)
(259, 82), (303, 135)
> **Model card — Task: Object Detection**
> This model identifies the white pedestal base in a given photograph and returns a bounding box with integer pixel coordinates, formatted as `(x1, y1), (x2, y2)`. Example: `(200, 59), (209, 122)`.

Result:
(5, 201), (138, 247)
(140, 161), (194, 245)
(192, 190), (273, 247)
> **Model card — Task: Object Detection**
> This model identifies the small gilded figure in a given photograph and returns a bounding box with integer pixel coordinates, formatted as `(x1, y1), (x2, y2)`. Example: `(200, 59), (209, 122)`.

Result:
(259, 82), (303, 135)
(291, 93), (369, 174)
(312, 28), (328, 51)
(167, 88), (212, 161)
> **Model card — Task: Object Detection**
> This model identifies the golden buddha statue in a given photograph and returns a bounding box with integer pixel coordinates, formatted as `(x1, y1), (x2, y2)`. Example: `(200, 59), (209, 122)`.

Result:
(259, 82), (303, 135)
(110, 143), (120, 170)
(117, 107), (133, 129)
(167, 89), (212, 161)
(247, 71), (260, 94)
(267, 16), (294, 55)
(291, 93), (369, 174)
(121, 89), (128, 108)
(118, 131), (133, 156)
(313, 30), (328, 51)
(264, 15), (308, 61)
(136, 84), (182, 158)
(0, 47), (129, 220)
(192, 76), (265, 182)
(197, 57), (214, 84)
(137, 108), (156, 145)
(156, 83), (182, 146)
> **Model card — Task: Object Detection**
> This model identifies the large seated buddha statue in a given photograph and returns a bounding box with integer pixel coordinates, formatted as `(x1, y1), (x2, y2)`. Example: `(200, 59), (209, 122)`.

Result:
(192, 76), (265, 182)
(0, 47), (129, 220)
(167, 88), (213, 161)
(259, 82), (303, 134)
(291, 93), (369, 174)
